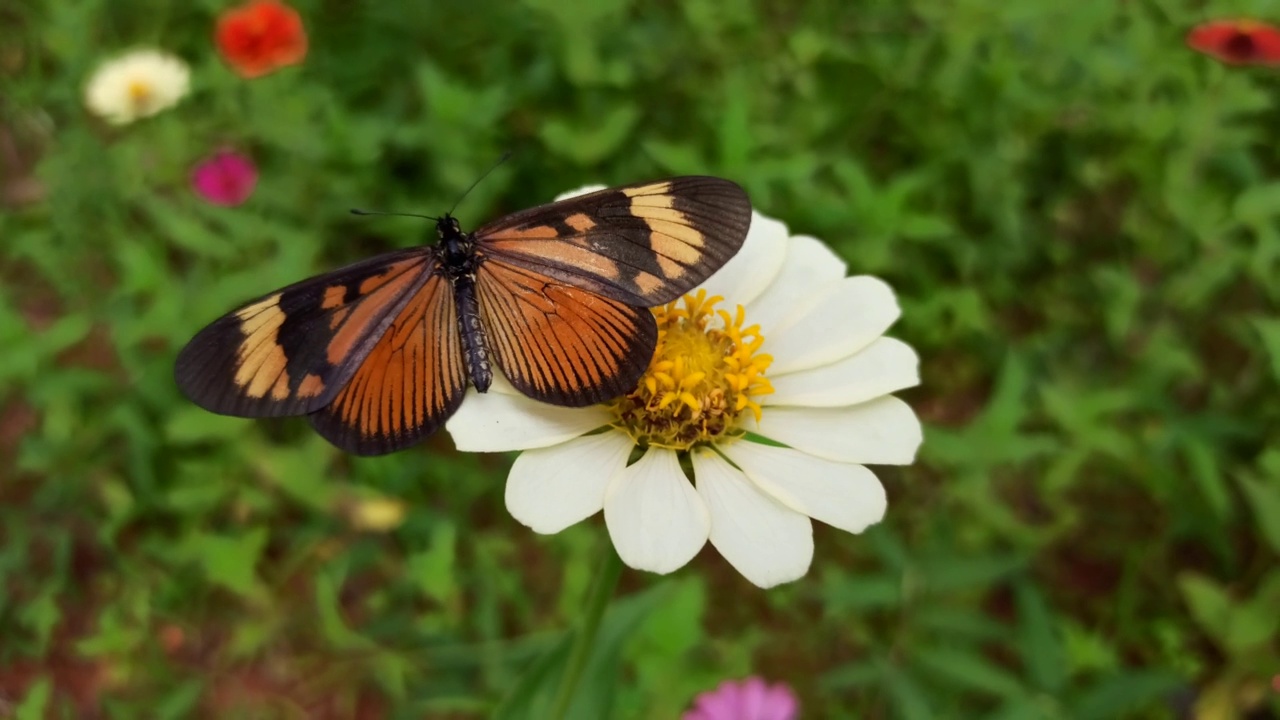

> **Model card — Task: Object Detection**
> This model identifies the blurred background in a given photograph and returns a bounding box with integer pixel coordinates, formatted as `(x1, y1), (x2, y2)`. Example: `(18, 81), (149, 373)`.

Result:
(2, 0), (1279, 717)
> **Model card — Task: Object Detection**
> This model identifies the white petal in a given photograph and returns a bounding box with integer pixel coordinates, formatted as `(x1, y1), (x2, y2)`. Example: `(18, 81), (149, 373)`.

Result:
(743, 235), (848, 335)
(604, 449), (710, 574)
(766, 276), (901, 375)
(768, 337), (920, 408)
(506, 431), (634, 534)
(750, 396), (923, 465)
(446, 389), (611, 452)
(697, 212), (788, 309)
(555, 184), (607, 201)
(487, 370), (521, 395)
(721, 441), (887, 535)
(692, 448), (812, 588)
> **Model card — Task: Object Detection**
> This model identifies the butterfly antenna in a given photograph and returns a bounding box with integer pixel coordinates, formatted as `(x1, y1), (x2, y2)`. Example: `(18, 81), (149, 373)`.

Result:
(449, 150), (513, 217)
(349, 209), (442, 221)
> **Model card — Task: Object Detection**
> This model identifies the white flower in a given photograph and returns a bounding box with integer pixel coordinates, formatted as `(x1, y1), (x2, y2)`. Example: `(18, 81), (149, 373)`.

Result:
(84, 49), (190, 125)
(446, 186), (923, 588)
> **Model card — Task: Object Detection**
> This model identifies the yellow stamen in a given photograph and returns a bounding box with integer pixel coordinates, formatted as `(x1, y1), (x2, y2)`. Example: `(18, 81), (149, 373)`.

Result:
(609, 289), (773, 450)
(127, 78), (154, 112)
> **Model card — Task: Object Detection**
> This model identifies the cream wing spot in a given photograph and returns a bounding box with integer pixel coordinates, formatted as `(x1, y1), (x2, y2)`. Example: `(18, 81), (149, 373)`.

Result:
(642, 217), (705, 250)
(621, 181), (672, 198)
(633, 272), (663, 297)
(236, 294), (281, 321)
(270, 372), (290, 400)
(232, 294), (290, 399)
(657, 255), (686, 279)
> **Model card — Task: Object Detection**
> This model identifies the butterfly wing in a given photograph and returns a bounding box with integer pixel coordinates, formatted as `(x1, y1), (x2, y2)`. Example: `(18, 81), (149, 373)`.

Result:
(308, 266), (468, 454)
(474, 257), (656, 407)
(473, 176), (751, 306)
(175, 249), (435, 418)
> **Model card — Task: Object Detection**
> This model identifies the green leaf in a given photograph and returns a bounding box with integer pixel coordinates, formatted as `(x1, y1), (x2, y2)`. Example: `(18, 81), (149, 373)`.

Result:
(914, 645), (1026, 697)
(642, 139), (706, 176)
(1251, 317), (1280, 383)
(165, 406), (250, 444)
(14, 676), (51, 720)
(18, 589), (61, 655)
(538, 105), (640, 166)
(492, 633), (572, 720)
(1071, 670), (1182, 720)
(255, 442), (337, 511)
(1015, 580), (1066, 693)
(1237, 471), (1280, 554)
(919, 554), (1025, 594)
(1233, 181), (1280, 223)
(187, 529), (269, 599)
(494, 582), (673, 720)
(882, 662), (935, 720)
(154, 680), (204, 720)
(1223, 600), (1280, 653)
(141, 199), (237, 260)
(1181, 438), (1231, 520)
(1177, 572), (1231, 637)
(408, 523), (459, 608)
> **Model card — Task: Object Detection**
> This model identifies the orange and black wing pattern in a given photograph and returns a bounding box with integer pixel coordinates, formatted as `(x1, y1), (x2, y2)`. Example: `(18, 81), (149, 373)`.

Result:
(475, 258), (656, 406)
(473, 176), (751, 306)
(308, 269), (468, 454)
(468, 176), (751, 406)
(174, 248), (432, 418)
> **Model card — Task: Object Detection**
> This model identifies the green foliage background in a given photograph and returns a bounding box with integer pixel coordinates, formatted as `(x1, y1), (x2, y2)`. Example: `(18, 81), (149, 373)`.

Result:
(2, 0), (1279, 717)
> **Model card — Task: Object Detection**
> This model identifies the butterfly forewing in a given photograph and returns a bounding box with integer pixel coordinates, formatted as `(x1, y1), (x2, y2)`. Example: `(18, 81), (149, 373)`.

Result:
(174, 249), (433, 418)
(308, 268), (468, 454)
(473, 176), (751, 306)
(476, 258), (656, 406)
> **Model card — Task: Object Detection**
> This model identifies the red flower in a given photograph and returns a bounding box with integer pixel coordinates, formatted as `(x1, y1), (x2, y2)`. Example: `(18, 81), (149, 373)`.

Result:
(215, 0), (307, 78)
(1186, 19), (1280, 65)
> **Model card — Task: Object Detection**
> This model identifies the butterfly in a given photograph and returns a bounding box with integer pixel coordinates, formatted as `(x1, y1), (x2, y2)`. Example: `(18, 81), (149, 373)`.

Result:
(175, 177), (752, 455)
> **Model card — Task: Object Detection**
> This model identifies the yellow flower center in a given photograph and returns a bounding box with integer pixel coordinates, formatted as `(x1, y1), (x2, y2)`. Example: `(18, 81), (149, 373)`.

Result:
(127, 78), (154, 111)
(610, 290), (773, 450)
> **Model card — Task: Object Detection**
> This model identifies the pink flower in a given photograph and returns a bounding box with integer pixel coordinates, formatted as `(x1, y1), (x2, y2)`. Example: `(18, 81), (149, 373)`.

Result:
(683, 677), (800, 720)
(191, 150), (257, 206)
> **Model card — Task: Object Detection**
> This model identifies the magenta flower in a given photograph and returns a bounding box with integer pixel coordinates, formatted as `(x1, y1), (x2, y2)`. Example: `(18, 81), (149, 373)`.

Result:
(683, 677), (800, 720)
(191, 150), (257, 206)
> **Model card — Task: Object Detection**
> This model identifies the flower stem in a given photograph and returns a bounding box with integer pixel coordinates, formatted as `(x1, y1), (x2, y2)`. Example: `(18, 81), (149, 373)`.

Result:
(548, 543), (625, 720)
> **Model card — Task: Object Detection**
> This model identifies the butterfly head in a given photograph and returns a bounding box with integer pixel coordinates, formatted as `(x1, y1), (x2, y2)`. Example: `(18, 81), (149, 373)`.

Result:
(436, 214), (464, 241)
(436, 213), (473, 266)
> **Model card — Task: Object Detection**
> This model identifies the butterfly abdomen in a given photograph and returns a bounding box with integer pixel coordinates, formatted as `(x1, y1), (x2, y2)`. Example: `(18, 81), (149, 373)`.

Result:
(452, 273), (493, 393)
(438, 219), (491, 394)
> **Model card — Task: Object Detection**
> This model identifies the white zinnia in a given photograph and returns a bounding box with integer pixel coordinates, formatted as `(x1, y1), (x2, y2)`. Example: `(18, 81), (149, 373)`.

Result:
(446, 186), (923, 588)
(84, 49), (191, 125)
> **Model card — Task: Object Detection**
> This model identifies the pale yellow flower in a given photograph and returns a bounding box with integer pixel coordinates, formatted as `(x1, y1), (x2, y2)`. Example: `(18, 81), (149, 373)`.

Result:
(84, 49), (190, 125)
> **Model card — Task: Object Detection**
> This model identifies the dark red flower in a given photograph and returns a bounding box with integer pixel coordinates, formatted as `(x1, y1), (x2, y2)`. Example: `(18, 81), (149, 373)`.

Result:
(215, 0), (307, 79)
(1187, 19), (1280, 65)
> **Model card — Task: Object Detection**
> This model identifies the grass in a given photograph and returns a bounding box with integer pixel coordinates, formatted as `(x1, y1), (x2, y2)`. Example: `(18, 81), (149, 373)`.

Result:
(2, 0), (1279, 717)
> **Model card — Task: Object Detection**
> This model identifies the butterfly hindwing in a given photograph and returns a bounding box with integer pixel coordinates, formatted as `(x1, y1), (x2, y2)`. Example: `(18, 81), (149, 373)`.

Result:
(308, 268), (468, 454)
(476, 257), (656, 407)
(473, 176), (751, 306)
(174, 248), (433, 418)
